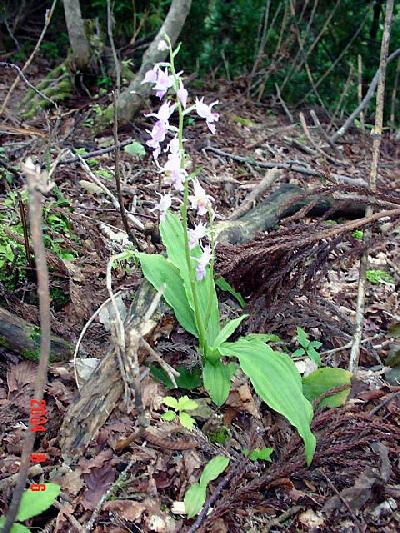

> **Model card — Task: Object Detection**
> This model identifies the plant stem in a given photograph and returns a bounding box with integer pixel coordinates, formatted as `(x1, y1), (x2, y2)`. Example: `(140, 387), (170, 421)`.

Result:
(168, 39), (207, 353)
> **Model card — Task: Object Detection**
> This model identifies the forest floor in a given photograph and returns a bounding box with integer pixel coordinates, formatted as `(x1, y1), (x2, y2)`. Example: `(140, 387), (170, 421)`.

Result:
(0, 59), (400, 532)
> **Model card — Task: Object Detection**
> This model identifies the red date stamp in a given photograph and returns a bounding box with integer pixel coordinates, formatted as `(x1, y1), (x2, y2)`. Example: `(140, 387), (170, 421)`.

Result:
(29, 399), (48, 491)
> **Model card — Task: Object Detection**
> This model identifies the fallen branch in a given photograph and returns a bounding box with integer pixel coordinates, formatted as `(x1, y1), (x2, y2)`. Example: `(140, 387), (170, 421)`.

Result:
(204, 145), (367, 187)
(0, 307), (72, 362)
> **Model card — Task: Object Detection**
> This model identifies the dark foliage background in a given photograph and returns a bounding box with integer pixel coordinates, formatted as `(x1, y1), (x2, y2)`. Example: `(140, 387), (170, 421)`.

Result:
(0, 0), (399, 121)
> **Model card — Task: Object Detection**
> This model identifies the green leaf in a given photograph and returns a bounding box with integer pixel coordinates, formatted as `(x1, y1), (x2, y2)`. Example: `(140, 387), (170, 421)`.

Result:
(176, 396), (199, 411)
(246, 333), (283, 344)
(184, 483), (206, 518)
(179, 412), (196, 430)
(161, 410), (177, 422)
(243, 447), (274, 462)
(163, 396), (179, 410)
(203, 360), (236, 407)
(292, 348), (305, 357)
(220, 338), (316, 465)
(296, 327), (310, 349)
(137, 253), (197, 337)
(215, 276), (245, 308)
(199, 456), (230, 487)
(211, 315), (248, 349)
(150, 365), (202, 390)
(160, 212), (220, 345)
(302, 368), (351, 409)
(0, 518), (31, 533)
(124, 141), (146, 158)
(307, 347), (321, 366)
(16, 483), (60, 521)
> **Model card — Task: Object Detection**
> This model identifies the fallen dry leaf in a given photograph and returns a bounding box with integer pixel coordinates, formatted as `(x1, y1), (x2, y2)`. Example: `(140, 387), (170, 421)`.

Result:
(103, 500), (146, 522)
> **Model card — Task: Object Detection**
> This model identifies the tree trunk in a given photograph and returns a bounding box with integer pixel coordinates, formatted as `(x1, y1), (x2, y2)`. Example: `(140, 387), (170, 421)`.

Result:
(62, 0), (92, 71)
(114, 0), (192, 124)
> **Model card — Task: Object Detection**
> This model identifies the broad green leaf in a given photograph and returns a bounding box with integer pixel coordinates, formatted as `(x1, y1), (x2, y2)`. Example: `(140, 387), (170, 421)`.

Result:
(179, 412), (196, 430)
(199, 456), (230, 487)
(137, 253), (197, 337)
(0, 518), (31, 533)
(184, 483), (206, 518)
(302, 368), (351, 409)
(203, 360), (236, 406)
(243, 447), (274, 462)
(161, 410), (177, 422)
(163, 396), (179, 409)
(220, 338), (316, 465)
(160, 212), (219, 344)
(215, 276), (246, 308)
(211, 315), (248, 349)
(124, 141), (146, 158)
(17, 483), (60, 521)
(176, 396), (199, 411)
(183, 456), (230, 518)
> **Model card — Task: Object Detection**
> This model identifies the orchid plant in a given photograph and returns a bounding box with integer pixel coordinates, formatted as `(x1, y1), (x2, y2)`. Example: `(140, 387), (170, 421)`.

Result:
(135, 36), (316, 465)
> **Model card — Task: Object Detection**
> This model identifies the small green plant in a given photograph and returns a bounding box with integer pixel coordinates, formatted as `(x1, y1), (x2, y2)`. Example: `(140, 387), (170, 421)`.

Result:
(243, 447), (274, 462)
(293, 327), (322, 366)
(0, 483), (60, 532)
(124, 141), (146, 159)
(366, 269), (394, 285)
(352, 229), (364, 240)
(0, 191), (79, 289)
(184, 456), (230, 518)
(161, 395), (199, 430)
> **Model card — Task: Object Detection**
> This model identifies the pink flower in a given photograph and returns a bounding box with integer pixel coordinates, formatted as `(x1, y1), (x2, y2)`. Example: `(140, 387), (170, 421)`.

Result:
(153, 193), (172, 221)
(163, 152), (186, 191)
(188, 179), (213, 215)
(188, 222), (207, 249)
(154, 68), (174, 99)
(196, 245), (212, 281)
(146, 120), (167, 159)
(146, 101), (176, 124)
(142, 65), (160, 85)
(195, 97), (219, 134)
(177, 81), (188, 108)
(167, 137), (180, 155)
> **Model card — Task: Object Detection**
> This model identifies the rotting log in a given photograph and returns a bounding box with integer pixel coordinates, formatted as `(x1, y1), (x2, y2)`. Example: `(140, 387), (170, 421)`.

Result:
(215, 184), (366, 244)
(0, 307), (72, 362)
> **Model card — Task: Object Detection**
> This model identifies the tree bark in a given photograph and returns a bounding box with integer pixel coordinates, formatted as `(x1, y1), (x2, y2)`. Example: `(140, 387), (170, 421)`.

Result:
(62, 0), (91, 71)
(114, 0), (192, 124)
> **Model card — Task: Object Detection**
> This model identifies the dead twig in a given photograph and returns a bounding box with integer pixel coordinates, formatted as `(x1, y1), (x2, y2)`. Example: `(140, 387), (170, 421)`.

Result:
(0, 0), (58, 116)
(0, 63), (57, 110)
(349, 0), (395, 373)
(331, 47), (400, 143)
(2, 160), (53, 533)
(107, 0), (142, 250)
(205, 145), (367, 186)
